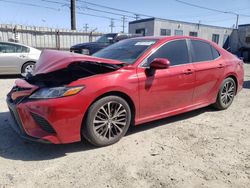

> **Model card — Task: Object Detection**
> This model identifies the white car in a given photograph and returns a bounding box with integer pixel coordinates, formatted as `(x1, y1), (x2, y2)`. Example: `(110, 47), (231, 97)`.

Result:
(0, 42), (41, 76)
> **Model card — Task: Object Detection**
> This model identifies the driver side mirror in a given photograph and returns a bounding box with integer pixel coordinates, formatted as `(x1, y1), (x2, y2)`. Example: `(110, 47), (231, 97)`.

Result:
(150, 58), (170, 69)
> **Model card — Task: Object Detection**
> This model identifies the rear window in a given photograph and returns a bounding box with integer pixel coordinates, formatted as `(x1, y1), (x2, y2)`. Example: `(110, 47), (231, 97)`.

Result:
(191, 40), (220, 62)
(191, 40), (213, 62)
(211, 46), (220, 59)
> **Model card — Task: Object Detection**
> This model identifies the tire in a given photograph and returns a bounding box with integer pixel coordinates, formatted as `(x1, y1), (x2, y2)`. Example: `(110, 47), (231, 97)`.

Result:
(83, 96), (131, 147)
(213, 77), (236, 110)
(21, 62), (35, 77)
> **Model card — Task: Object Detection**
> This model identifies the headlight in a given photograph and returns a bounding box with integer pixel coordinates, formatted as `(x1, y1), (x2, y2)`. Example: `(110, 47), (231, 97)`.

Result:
(29, 86), (84, 99)
(81, 49), (90, 55)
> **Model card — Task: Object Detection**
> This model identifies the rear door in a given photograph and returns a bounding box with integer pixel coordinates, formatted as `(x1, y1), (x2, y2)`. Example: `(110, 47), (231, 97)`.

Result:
(189, 39), (225, 104)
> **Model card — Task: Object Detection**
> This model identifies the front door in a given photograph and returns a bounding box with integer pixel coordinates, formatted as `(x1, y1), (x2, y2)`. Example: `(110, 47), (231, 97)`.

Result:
(137, 39), (196, 121)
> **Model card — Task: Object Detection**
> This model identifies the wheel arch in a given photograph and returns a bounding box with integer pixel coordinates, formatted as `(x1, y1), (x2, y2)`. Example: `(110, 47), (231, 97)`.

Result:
(81, 90), (136, 134)
(225, 74), (238, 94)
(21, 61), (36, 73)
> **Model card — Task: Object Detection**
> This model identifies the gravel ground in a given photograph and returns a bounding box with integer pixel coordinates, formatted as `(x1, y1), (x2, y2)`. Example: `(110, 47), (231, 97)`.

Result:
(0, 64), (249, 188)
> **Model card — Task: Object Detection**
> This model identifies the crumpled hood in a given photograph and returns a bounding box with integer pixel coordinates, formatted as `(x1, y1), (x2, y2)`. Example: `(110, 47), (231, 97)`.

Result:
(34, 50), (124, 75)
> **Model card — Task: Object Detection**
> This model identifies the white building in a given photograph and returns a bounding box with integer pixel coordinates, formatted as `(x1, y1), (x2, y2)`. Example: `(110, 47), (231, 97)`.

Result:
(129, 18), (233, 47)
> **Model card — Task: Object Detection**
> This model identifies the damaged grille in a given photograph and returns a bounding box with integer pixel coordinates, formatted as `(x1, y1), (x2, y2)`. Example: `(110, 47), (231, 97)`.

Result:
(30, 112), (56, 134)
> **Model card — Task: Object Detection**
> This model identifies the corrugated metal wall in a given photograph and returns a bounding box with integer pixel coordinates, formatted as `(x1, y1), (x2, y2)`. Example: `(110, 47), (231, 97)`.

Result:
(0, 24), (102, 50)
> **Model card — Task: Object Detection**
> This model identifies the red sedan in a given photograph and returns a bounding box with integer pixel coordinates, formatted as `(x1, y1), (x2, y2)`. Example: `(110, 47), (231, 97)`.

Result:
(7, 36), (244, 146)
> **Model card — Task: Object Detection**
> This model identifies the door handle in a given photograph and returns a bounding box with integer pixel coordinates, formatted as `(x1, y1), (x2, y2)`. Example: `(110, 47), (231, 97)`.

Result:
(218, 64), (224, 68)
(19, 55), (26, 58)
(183, 69), (193, 75)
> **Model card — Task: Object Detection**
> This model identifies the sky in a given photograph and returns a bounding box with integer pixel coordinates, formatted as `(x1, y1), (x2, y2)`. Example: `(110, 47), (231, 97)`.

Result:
(0, 0), (249, 33)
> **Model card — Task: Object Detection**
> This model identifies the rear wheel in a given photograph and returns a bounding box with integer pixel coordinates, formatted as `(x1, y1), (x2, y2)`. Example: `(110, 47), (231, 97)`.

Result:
(83, 96), (131, 147)
(213, 77), (236, 110)
(21, 62), (35, 77)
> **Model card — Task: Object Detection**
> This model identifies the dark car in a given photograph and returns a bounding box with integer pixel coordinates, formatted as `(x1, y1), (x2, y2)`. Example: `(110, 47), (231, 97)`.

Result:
(70, 33), (140, 55)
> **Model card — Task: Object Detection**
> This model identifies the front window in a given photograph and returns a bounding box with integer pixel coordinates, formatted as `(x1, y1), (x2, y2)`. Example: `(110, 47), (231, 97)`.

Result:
(0, 43), (29, 53)
(96, 34), (116, 43)
(93, 39), (157, 64)
(146, 40), (189, 66)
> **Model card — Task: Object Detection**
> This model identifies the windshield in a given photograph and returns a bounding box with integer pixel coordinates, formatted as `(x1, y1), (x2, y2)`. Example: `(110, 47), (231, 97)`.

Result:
(96, 34), (117, 43)
(93, 39), (157, 64)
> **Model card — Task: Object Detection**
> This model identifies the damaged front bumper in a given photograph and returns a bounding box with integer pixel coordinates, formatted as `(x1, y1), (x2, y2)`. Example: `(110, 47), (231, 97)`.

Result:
(6, 84), (88, 144)
(7, 96), (52, 144)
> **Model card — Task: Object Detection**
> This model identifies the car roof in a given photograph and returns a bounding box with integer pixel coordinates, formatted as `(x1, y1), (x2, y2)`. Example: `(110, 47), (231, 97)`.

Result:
(128, 36), (213, 43)
(0, 41), (31, 48)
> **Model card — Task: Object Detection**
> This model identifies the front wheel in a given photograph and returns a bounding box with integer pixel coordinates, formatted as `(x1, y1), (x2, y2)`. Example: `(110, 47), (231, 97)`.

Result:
(213, 77), (236, 110)
(83, 96), (131, 147)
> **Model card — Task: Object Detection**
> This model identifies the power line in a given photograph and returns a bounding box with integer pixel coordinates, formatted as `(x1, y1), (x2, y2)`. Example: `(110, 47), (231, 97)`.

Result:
(174, 0), (250, 17)
(77, 0), (153, 18)
(42, 0), (136, 20)
(79, 6), (135, 19)
(0, 0), (60, 11)
(173, 0), (250, 28)
(77, 11), (123, 22)
(42, 0), (130, 31)
(41, 0), (67, 5)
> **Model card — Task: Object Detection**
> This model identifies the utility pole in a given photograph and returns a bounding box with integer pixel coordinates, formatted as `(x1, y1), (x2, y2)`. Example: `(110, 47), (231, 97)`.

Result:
(84, 24), (89, 32)
(236, 14), (239, 29)
(109, 18), (114, 33)
(121, 16), (126, 33)
(197, 20), (201, 30)
(71, 0), (76, 30)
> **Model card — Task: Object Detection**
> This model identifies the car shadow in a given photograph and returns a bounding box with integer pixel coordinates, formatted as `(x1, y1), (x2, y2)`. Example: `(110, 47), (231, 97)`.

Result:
(127, 106), (215, 135)
(0, 75), (22, 79)
(243, 80), (250, 89)
(0, 106), (216, 161)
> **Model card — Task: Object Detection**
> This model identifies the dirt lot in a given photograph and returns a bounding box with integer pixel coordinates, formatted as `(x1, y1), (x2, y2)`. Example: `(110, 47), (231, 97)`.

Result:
(0, 64), (249, 188)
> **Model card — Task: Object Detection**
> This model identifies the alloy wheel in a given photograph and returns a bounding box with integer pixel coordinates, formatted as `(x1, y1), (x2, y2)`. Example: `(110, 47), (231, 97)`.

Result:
(21, 64), (35, 77)
(93, 101), (127, 140)
(220, 80), (235, 106)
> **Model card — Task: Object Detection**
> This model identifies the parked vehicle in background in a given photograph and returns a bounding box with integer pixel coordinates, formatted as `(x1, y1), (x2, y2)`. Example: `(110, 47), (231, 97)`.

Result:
(0, 42), (41, 76)
(70, 33), (141, 55)
(7, 36), (244, 147)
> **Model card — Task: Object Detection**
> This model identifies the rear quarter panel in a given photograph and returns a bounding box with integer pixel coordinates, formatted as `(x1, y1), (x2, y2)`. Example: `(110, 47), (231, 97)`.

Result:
(220, 50), (244, 94)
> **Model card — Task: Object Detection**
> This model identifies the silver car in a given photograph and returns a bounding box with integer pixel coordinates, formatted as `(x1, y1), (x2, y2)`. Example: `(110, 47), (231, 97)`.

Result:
(0, 42), (41, 76)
